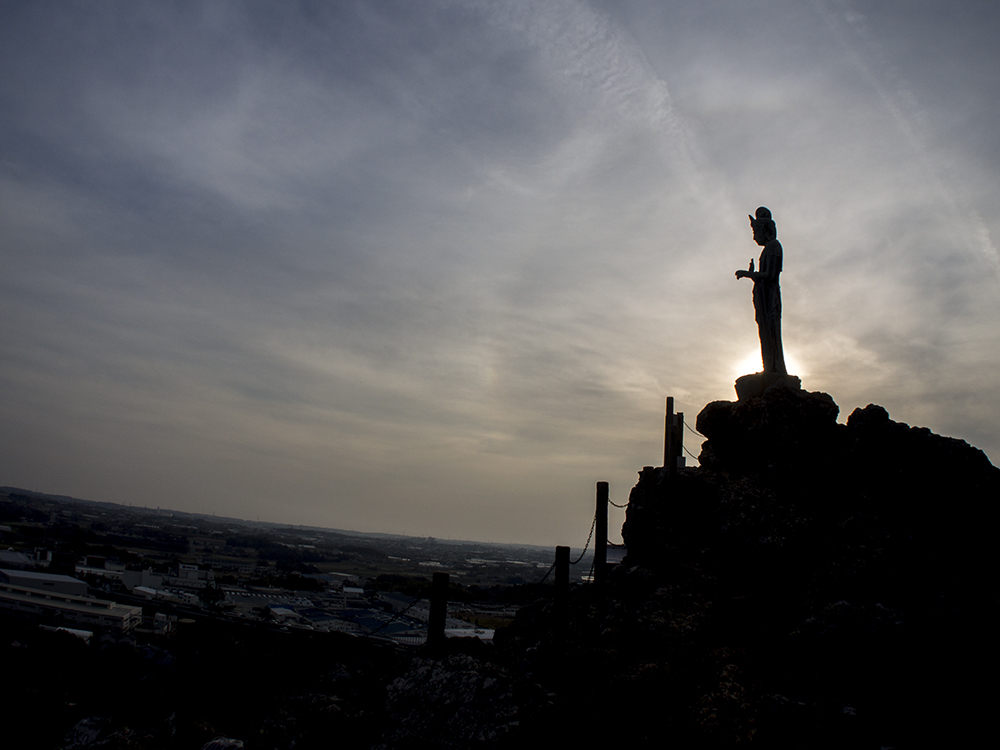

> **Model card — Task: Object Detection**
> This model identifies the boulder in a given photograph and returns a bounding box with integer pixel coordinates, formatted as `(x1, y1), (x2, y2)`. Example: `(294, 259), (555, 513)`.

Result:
(734, 370), (802, 400)
(695, 385), (839, 476)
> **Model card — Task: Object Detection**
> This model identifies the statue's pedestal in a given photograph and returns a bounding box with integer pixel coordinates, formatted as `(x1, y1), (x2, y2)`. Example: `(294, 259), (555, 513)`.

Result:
(735, 371), (802, 401)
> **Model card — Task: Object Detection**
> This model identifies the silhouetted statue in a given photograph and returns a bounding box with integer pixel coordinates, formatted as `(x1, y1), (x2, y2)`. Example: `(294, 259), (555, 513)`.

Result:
(736, 207), (786, 374)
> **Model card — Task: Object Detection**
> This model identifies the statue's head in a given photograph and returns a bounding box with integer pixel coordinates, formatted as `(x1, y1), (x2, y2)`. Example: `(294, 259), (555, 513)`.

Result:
(749, 206), (776, 245)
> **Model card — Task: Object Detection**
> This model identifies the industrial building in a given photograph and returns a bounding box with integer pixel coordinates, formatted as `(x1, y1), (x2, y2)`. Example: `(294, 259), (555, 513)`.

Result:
(0, 568), (142, 631)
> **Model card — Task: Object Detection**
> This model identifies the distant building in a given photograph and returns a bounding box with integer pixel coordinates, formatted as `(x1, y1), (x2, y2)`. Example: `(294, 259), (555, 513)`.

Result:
(0, 571), (141, 631)
(0, 569), (88, 597)
(159, 563), (214, 589)
(268, 606), (305, 624)
(122, 569), (164, 592)
(342, 586), (366, 607)
(177, 563), (213, 582)
(132, 586), (199, 606)
(223, 589), (313, 615)
(152, 612), (177, 636)
(377, 591), (417, 613)
(75, 565), (124, 584)
(40, 625), (94, 644)
(165, 589), (200, 605)
(199, 558), (255, 575)
(297, 606), (357, 632)
(0, 550), (34, 570)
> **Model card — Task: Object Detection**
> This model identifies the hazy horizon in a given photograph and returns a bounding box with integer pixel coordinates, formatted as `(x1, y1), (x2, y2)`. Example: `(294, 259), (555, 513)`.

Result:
(1, 483), (561, 552)
(3, 1), (998, 546)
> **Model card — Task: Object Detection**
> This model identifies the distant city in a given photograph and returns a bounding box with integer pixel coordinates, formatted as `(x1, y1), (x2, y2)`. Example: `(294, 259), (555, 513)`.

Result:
(0, 485), (602, 648)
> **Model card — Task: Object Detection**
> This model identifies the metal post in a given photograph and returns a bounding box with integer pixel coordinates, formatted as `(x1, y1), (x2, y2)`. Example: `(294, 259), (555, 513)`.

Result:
(665, 396), (684, 477)
(555, 545), (570, 597)
(427, 571), (449, 651)
(676, 411), (685, 470)
(664, 396), (674, 470)
(594, 482), (608, 585)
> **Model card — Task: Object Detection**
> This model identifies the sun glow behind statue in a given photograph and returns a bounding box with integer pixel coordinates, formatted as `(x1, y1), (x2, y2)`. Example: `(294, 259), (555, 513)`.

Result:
(733, 351), (807, 381)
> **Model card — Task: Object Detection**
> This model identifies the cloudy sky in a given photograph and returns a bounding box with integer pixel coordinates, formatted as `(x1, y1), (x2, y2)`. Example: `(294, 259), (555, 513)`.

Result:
(2, 0), (998, 546)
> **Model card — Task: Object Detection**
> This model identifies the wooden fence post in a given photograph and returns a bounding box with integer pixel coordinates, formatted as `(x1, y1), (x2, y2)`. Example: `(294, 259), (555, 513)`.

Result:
(427, 571), (449, 651)
(555, 545), (570, 598)
(594, 482), (608, 585)
(664, 396), (684, 478)
(677, 410), (685, 469)
(664, 396), (674, 472)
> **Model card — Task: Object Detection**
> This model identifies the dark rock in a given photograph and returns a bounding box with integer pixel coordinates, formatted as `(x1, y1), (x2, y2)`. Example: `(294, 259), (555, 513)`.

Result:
(60, 717), (136, 750)
(201, 740), (244, 750)
(845, 402), (889, 430)
(388, 384), (1000, 749)
(377, 654), (520, 749)
(734, 370), (802, 400)
(611, 392), (1000, 747)
(695, 386), (840, 476)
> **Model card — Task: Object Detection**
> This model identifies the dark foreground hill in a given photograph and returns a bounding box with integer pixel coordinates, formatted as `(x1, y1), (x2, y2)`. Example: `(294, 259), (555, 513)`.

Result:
(507, 388), (997, 747)
(7, 385), (997, 748)
(386, 385), (998, 748)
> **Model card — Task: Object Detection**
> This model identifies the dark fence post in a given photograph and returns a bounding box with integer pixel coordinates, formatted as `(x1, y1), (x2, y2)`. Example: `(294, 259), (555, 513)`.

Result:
(427, 571), (449, 651)
(555, 545), (570, 598)
(677, 410), (685, 468)
(664, 396), (674, 472)
(594, 482), (608, 585)
(664, 396), (684, 479)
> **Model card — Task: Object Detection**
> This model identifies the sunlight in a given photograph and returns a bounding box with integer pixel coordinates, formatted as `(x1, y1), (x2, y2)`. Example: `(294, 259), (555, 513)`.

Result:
(733, 350), (807, 379)
(733, 351), (762, 378)
(785, 353), (807, 378)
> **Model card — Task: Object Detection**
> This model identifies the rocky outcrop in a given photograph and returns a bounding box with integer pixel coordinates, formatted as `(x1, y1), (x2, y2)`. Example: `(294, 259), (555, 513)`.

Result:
(370, 390), (998, 748)
(606, 391), (999, 746)
(60, 717), (137, 750)
(734, 371), (802, 401)
(695, 384), (840, 476)
(376, 654), (522, 749)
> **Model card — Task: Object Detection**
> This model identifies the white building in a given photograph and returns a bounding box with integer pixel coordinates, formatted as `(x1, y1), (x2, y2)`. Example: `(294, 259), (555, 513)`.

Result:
(0, 572), (141, 632)
(0, 569), (87, 597)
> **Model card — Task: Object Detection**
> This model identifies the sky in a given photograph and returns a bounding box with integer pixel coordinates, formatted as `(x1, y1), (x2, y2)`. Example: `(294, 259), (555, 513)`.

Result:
(2, 0), (998, 547)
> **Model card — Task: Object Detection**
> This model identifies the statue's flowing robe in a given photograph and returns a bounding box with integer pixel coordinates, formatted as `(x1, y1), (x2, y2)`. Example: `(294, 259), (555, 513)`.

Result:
(754, 239), (786, 373)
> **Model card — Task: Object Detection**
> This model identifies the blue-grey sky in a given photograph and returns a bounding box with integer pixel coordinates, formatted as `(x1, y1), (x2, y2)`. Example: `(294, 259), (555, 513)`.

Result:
(3, 0), (998, 546)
